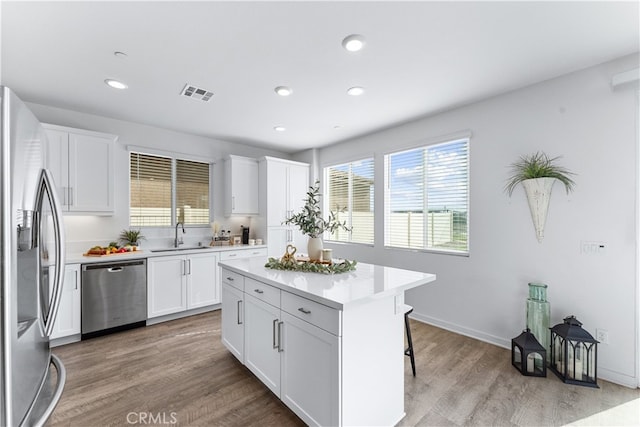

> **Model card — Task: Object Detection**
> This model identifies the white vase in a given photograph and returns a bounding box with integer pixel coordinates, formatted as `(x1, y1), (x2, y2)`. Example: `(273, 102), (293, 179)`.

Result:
(521, 177), (555, 243)
(307, 237), (323, 261)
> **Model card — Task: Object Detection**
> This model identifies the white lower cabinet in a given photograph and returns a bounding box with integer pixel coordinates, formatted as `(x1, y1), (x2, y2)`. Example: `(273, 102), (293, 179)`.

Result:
(147, 252), (218, 318)
(244, 293), (282, 395)
(220, 267), (340, 426)
(221, 282), (244, 361)
(50, 264), (81, 340)
(280, 311), (340, 427)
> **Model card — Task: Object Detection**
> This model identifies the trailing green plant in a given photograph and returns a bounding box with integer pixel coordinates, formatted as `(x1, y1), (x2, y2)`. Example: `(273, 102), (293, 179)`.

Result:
(264, 257), (357, 274)
(118, 229), (145, 245)
(284, 180), (352, 238)
(505, 151), (576, 196)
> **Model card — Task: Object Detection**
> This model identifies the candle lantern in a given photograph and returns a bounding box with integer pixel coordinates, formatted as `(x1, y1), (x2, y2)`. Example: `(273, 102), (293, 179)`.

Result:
(511, 328), (547, 377)
(549, 315), (599, 388)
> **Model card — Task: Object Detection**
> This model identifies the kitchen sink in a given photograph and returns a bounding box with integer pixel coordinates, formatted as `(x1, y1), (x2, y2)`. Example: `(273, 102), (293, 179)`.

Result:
(150, 246), (211, 253)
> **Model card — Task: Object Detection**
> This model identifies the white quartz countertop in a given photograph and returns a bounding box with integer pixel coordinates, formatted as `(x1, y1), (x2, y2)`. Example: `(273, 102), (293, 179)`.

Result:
(65, 244), (267, 265)
(219, 257), (436, 310)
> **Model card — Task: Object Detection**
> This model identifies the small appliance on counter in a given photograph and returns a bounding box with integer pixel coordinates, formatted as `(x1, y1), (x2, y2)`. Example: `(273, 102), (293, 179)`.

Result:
(242, 225), (250, 245)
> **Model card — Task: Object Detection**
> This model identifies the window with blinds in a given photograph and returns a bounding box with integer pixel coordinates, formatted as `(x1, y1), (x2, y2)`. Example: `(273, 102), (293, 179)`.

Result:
(384, 138), (469, 253)
(176, 159), (210, 225)
(324, 158), (374, 244)
(130, 152), (210, 227)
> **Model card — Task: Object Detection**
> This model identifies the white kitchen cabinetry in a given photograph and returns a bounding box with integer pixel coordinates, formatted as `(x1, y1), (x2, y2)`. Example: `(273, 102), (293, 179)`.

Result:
(280, 311), (339, 426)
(256, 157), (309, 257)
(244, 293), (282, 395)
(221, 277), (244, 361)
(43, 124), (117, 214)
(220, 267), (339, 426)
(49, 264), (81, 340)
(224, 155), (259, 216)
(147, 255), (187, 317)
(147, 251), (218, 318)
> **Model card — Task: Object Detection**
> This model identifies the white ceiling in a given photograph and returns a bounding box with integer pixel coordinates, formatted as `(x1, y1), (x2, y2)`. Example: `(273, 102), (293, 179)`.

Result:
(2, 1), (638, 153)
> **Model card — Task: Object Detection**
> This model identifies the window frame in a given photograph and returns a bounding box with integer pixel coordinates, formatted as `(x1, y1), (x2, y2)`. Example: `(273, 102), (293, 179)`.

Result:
(323, 157), (375, 246)
(383, 136), (470, 256)
(129, 148), (213, 228)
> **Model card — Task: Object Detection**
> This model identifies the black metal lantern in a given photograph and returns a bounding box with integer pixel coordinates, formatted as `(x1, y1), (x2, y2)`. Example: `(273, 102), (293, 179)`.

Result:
(511, 328), (547, 377)
(549, 315), (599, 388)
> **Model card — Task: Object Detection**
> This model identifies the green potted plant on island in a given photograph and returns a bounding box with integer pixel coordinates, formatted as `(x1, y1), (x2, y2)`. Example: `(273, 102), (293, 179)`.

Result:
(505, 151), (575, 242)
(284, 180), (351, 260)
(119, 229), (145, 247)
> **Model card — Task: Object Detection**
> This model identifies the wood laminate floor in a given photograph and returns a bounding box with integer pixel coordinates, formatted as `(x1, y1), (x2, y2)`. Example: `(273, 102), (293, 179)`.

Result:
(50, 311), (639, 426)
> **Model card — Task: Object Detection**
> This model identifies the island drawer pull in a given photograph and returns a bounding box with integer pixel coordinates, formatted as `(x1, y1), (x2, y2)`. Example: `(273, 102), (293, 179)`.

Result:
(298, 307), (311, 314)
(272, 319), (278, 349)
(254, 289), (264, 294)
(226, 276), (234, 281)
(277, 321), (284, 352)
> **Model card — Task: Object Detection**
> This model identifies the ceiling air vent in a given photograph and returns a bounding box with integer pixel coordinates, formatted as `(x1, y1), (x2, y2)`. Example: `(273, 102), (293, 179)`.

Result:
(180, 84), (214, 102)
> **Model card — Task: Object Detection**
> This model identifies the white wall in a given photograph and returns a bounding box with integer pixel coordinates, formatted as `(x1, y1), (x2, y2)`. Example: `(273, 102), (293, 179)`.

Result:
(317, 54), (639, 387)
(27, 102), (290, 251)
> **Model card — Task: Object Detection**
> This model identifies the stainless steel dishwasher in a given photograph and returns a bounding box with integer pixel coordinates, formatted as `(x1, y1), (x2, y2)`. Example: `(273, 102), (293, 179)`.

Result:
(81, 259), (147, 339)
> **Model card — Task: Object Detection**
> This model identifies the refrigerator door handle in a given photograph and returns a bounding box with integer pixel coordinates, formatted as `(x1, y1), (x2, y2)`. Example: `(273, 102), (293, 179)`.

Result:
(36, 169), (66, 337)
(30, 354), (67, 427)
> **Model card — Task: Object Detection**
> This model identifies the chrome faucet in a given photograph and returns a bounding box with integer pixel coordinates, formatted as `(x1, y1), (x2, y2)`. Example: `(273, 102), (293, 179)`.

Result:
(174, 222), (185, 247)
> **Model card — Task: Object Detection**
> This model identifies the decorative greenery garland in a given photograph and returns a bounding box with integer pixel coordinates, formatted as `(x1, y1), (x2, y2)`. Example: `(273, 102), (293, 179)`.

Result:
(265, 257), (357, 274)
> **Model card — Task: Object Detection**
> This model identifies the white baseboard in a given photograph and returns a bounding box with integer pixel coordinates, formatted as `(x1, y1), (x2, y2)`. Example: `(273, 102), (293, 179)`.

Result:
(410, 312), (639, 389)
(410, 311), (511, 349)
(146, 304), (220, 326)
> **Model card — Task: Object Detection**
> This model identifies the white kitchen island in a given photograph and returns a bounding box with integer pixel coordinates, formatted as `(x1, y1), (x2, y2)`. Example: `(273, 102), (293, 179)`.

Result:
(219, 257), (436, 427)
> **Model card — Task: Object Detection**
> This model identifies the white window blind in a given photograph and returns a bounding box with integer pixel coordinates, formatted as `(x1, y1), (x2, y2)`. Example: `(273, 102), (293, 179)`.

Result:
(130, 153), (172, 226)
(130, 152), (210, 227)
(384, 138), (469, 253)
(176, 159), (210, 225)
(324, 158), (374, 244)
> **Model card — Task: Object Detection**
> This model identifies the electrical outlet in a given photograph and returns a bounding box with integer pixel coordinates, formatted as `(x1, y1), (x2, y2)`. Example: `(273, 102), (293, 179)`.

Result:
(580, 241), (606, 255)
(596, 328), (609, 344)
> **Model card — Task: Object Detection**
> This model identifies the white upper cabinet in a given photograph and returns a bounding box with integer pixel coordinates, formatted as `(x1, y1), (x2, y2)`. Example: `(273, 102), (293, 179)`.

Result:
(43, 124), (117, 214)
(257, 157), (309, 257)
(224, 155), (259, 216)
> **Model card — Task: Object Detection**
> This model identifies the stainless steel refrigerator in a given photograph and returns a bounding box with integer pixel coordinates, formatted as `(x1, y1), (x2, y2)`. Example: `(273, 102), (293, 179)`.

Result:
(1, 86), (66, 426)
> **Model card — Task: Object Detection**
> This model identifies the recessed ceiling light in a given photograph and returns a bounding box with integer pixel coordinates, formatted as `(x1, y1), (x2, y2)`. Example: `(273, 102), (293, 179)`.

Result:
(342, 34), (365, 52)
(275, 86), (292, 96)
(347, 86), (364, 96)
(104, 79), (128, 90)
(274, 126), (286, 132)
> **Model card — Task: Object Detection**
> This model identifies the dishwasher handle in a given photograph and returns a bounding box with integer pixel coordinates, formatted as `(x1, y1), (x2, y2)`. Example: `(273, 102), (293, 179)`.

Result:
(83, 259), (146, 271)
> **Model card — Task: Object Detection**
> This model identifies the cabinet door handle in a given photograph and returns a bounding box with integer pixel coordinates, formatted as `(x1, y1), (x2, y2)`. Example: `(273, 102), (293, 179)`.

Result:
(277, 321), (284, 352)
(272, 319), (278, 349)
(237, 300), (243, 325)
(187, 259), (192, 275)
(232, 196), (235, 210)
(298, 307), (311, 314)
(254, 289), (264, 294)
(74, 270), (78, 290)
(69, 187), (74, 206)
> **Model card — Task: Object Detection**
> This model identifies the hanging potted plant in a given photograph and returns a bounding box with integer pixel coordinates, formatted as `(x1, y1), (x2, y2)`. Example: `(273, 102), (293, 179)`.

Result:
(118, 229), (145, 247)
(284, 181), (351, 260)
(505, 151), (575, 243)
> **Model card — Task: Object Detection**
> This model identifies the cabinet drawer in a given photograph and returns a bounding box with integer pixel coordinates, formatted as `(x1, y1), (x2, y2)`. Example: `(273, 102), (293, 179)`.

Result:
(245, 248), (267, 258)
(221, 268), (244, 291)
(282, 292), (340, 336)
(245, 278), (280, 308)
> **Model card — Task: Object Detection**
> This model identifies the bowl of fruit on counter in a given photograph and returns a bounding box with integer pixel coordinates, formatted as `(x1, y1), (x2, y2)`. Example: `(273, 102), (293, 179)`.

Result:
(84, 242), (140, 256)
